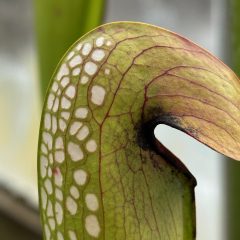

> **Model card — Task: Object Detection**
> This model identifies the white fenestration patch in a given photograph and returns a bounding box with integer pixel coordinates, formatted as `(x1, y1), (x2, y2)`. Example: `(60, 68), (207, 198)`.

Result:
(82, 42), (92, 55)
(76, 125), (89, 141)
(69, 55), (82, 68)
(44, 179), (53, 194)
(86, 139), (97, 153)
(69, 121), (83, 135)
(52, 82), (58, 92)
(48, 167), (52, 177)
(49, 218), (56, 230)
(54, 168), (63, 187)
(70, 185), (80, 199)
(85, 215), (101, 237)
(80, 75), (89, 84)
(57, 63), (69, 81)
(73, 169), (87, 186)
(41, 187), (47, 210)
(96, 36), (104, 47)
(76, 43), (82, 51)
(84, 62), (98, 76)
(40, 155), (48, 178)
(41, 143), (48, 155)
(106, 40), (112, 46)
(85, 193), (99, 211)
(60, 76), (70, 88)
(104, 68), (110, 75)
(61, 111), (70, 120)
(66, 196), (78, 215)
(66, 51), (75, 60)
(75, 107), (88, 119)
(44, 113), (51, 130)
(44, 224), (51, 240)
(59, 119), (67, 132)
(55, 136), (64, 149)
(49, 153), (53, 164)
(68, 142), (84, 161)
(52, 115), (57, 134)
(68, 230), (77, 240)
(47, 93), (55, 110)
(52, 97), (59, 112)
(47, 200), (53, 216)
(42, 132), (53, 149)
(57, 231), (64, 240)
(61, 96), (71, 109)
(91, 85), (106, 106)
(65, 85), (76, 99)
(55, 188), (63, 201)
(91, 49), (105, 62)
(55, 151), (65, 163)
(55, 202), (63, 225)
(72, 67), (81, 76)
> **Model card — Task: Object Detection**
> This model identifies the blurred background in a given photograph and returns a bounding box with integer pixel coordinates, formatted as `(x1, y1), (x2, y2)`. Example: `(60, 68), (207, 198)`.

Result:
(0, 0), (239, 239)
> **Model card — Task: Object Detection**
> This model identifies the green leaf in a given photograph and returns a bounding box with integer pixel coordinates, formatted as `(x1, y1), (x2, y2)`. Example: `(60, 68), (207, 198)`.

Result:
(35, 0), (105, 99)
(38, 22), (240, 240)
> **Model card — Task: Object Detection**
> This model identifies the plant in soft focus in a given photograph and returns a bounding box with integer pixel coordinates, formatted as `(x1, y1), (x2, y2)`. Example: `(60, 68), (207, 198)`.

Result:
(37, 22), (240, 240)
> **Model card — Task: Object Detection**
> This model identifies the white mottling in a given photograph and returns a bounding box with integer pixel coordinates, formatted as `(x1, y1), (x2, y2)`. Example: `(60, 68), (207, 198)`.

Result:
(75, 107), (88, 119)
(104, 68), (110, 75)
(91, 85), (106, 106)
(74, 169), (87, 186)
(61, 111), (70, 120)
(59, 119), (67, 131)
(49, 153), (53, 164)
(70, 121), (83, 135)
(55, 202), (63, 225)
(57, 63), (69, 81)
(44, 179), (53, 195)
(86, 139), (97, 153)
(72, 67), (81, 76)
(68, 142), (84, 161)
(70, 185), (80, 199)
(41, 187), (47, 210)
(44, 113), (51, 130)
(76, 125), (89, 141)
(82, 42), (92, 55)
(91, 49), (105, 61)
(53, 97), (59, 112)
(42, 132), (53, 150)
(85, 193), (99, 211)
(52, 115), (57, 134)
(55, 150), (65, 163)
(61, 76), (70, 88)
(85, 215), (101, 237)
(40, 155), (48, 178)
(49, 218), (56, 230)
(68, 230), (77, 240)
(47, 199), (53, 216)
(55, 188), (63, 201)
(41, 143), (48, 155)
(61, 96), (71, 109)
(48, 167), (52, 177)
(66, 196), (78, 215)
(52, 82), (58, 92)
(106, 40), (112, 46)
(96, 36), (104, 47)
(80, 75), (89, 84)
(44, 224), (51, 240)
(67, 51), (75, 60)
(84, 61), (98, 76)
(57, 231), (64, 240)
(54, 167), (63, 187)
(47, 93), (55, 110)
(76, 43), (82, 51)
(55, 136), (64, 149)
(69, 55), (82, 68)
(65, 85), (76, 99)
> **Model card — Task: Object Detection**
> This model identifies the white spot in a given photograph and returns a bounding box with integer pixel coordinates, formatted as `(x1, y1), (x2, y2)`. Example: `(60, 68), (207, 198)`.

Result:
(82, 42), (92, 55)
(52, 82), (58, 92)
(54, 167), (63, 187)
(61, 96), (71, 109)
(67, 51), (75, 60)
(57, 231), (64, 240)
(48, 167), (52, 177)
(41, 143), (48, 155)
(91, 49), (105, 62)
(42, 132), (53, 150)
(41, 187), (47, 210)
(44, 113), (51, 130)
(72, 67), (81, 76)
(69, 55), (82, 68)
(55, 202), (63, 225)
(68, 142), (84, 161)
(40, 155), (48, 178)
(61, 76), (70, 88)
(86, 139), (97, 153)
(106, 40), (112, 46)
(68, 230), (77, 240)
(49, 218), (56, 230)
(96, 36), (104, 47)
(76, 125), (89, 141)
(49, 153), (53, 164)
(70, 185), (80, 199)
(75, 107), (88, 119)
(55, 150), (65, 163)
(85, 215), (101, 237)
(74, 169), (87, 186)
(47, 93), (55, 110)
(59, 119), (67, 131)
(44, 224), (51, 240)
(55, 136), (64, 149)
(85, 193), (99, 211)
(52, 115), (57, 134)
(57, 63), (69, 81)
(84, 62), (98, 75)
(70, 121), (83, 135)
(91, 85), (106, 106)
(76, 43), (82, 51)
(44, 179), (53, 195)
(80, 75), (89, 84)
(47, 199), (53, 216)
(66, 196), (78, 215)
(53, 97), (59, 112)
(65, 85), (76, 99)
(55, 188), (63, 201)
(104, 68), (110, 75)
(61, 111), (70, 120)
